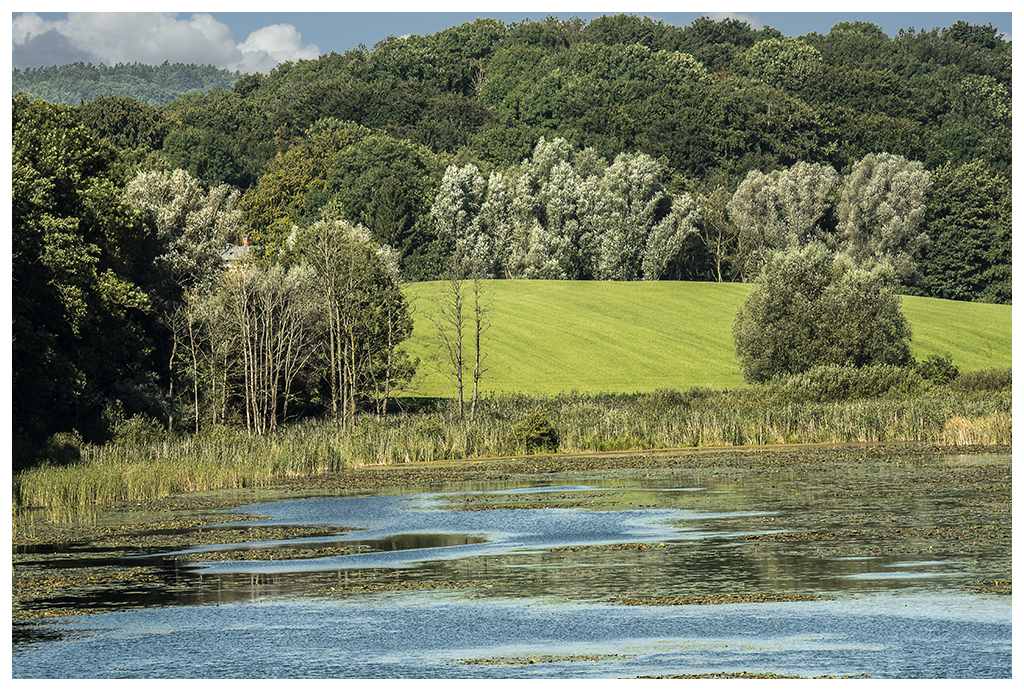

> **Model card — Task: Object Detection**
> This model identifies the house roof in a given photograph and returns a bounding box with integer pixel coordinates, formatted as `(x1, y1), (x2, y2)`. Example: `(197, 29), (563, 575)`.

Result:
(220, 243), (252, 263)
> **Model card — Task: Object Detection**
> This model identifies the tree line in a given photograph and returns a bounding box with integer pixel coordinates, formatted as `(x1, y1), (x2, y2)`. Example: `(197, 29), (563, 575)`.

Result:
(12, 95), (414, 469)
(430, 138), (991, 301)
(12, 61), (242, 106)
(11, 14), (1012, 469)
(14, 14), (1010, 295)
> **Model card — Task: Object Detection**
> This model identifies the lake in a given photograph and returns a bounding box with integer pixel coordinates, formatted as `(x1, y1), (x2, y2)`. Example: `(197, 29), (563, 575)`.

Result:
(12, 446), (1012, 678)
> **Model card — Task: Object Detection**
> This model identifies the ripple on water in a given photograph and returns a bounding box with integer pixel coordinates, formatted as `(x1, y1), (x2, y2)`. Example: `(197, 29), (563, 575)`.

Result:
(11, 591), (1011, 679)
(157, 486), (761, 574)
(13, 452), (1012, 679)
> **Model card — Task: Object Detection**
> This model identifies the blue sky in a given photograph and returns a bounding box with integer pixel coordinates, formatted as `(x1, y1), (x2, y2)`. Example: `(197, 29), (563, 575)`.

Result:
(11, 8), (1014, 73)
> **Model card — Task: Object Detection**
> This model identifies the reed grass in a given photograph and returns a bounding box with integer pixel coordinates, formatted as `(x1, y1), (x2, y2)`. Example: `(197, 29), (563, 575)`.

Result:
(13, 385), (1010, 521)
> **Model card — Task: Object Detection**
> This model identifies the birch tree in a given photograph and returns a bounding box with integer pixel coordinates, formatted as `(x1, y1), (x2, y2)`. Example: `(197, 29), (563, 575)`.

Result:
(430, 261), (468, 418)
(290, 215), (414, 429)
(124, 167), (244, 430)
(468, 271), (491, 421)
(219, 263), (323, 435)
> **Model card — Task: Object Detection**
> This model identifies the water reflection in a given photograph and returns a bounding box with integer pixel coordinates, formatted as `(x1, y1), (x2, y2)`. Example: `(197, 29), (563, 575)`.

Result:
(12, 451), (1011, 678)
(155, 487), (754, 573)
(130, 466), (1006, 604)
(13, 592), (1011, 678)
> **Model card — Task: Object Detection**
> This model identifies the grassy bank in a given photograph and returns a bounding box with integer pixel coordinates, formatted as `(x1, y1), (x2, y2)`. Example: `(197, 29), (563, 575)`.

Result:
(399, 281), (1012, 397)
(15, 281), (1011, 520)
(14, 385), (1011, 520)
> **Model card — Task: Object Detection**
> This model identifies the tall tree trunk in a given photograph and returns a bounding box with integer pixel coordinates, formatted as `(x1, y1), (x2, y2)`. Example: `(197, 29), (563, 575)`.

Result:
(470, 272), (489, 422)
(187, 309), (200, 434)
(168, 336), (176, 435)
(430, 263), (467, 420)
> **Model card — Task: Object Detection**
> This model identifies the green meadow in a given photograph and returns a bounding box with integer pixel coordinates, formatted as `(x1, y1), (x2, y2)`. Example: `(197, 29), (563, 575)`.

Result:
(400, 280), (1012, 398)
(16, 280), (1011, 517)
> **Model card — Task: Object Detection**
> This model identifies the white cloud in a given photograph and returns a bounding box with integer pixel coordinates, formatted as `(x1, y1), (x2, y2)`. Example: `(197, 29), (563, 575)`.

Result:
(701, 12), (764, 31)
(12, 12), (320, 73)
(235, 24), (321, 73)
(12, 11), (49, 44)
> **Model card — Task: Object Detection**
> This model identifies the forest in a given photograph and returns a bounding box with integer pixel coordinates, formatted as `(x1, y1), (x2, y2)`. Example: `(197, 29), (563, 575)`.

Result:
(11, 61), (243, 106)
(11, 14), (1012, 472)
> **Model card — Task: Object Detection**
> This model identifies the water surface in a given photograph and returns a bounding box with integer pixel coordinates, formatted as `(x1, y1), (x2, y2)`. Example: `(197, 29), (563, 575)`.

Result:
(12, 592), (1010, 678)
(13, 449), (1012, 678)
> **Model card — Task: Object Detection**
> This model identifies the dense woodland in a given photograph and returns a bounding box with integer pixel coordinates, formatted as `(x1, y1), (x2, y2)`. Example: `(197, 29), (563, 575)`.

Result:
(11, 14), (1012, 469)
(12, 61), (242, 106)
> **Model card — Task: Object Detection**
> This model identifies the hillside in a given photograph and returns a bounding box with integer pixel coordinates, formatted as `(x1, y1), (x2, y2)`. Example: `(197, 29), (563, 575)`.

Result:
(399, 281), (1012, 397)
(12, 62), (241, 105)
(11, 13), (1012, 462)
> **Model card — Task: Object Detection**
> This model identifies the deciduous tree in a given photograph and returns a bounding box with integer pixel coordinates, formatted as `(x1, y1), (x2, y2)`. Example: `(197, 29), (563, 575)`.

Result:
(12, 95), (154, 464)
(733, 243), (913, 383)
(836, 152), (932, 285)
(918, 159), (1011, 303)
(728, 161), (839, 279)
(641, 192), (701, 281)
(289, 213), (415, 428)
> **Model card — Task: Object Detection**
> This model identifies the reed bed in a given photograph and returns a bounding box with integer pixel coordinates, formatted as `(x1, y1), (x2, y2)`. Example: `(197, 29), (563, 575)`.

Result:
(13, 388), (1011, 520)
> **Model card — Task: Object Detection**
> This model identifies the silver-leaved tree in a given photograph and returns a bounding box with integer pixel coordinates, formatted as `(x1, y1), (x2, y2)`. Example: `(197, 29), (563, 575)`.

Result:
(431, 136), (690, 281)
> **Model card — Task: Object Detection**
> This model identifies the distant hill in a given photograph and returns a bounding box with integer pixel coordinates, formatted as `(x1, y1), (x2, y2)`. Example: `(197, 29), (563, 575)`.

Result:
(399, 280), (1012, 397)
(12, 61), (241, 105)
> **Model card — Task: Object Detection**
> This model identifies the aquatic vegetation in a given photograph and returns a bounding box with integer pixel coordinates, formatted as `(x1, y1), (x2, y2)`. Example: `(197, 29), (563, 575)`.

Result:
(606, 594), (823, 606)
(10, 445), (1011, 681)
(12, 388), (1011, 518)
(454, 653), (631, 666)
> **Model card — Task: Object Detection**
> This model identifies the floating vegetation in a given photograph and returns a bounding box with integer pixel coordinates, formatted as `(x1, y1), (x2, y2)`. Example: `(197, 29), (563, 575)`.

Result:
(605, 593), (824, 606)
(13, 518), (337, 553)
(461, 501), (590, 511)
(321, 579), (503, 595)
(173, 544), (368, 563)
(454, 653), (631, 666)
(638, 672), (872, 679)
(548, 543), (666, 553)
(11, 444), (1012, 626)
(971, 579), (1012, 595)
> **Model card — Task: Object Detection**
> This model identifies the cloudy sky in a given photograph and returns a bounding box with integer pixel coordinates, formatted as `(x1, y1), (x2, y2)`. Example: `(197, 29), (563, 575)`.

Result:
(10, 7), (1014, 74)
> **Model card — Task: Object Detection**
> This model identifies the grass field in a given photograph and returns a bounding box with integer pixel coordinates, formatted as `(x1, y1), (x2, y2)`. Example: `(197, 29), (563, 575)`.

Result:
(398, 280), (1012, 398)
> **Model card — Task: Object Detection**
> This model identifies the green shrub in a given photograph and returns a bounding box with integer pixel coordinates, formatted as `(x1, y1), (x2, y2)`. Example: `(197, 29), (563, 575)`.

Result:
(733, 244), (913, 383)
(916, 354), (960, 385)
(950, 367), (1012, 394)
(110, 414), (166, 446)
(510, 409), (559, 453)
(761, 364), (931, 403)
(44, 431), (84, 466)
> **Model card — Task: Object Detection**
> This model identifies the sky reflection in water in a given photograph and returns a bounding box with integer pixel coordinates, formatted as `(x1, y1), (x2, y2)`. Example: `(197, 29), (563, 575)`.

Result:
(14, 461), (1012, 678)
(12, 591), (1010, 679)
(158, 485), (746, 573)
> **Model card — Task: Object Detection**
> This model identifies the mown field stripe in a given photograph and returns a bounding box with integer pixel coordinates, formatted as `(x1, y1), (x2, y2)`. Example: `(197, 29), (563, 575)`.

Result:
(400, 281), (1010, 397)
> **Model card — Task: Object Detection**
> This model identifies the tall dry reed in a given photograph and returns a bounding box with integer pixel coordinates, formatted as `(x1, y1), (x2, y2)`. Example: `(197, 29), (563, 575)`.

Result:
(13, 387), (1010, 519)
